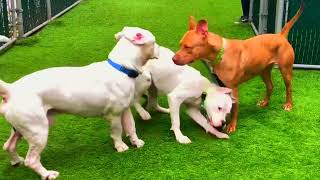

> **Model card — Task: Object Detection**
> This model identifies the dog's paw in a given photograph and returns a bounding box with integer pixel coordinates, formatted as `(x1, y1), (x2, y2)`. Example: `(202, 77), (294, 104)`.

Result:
(257, 99), (269, 107)
(140, 111), (151, 120)
(156, 106), (170, 114)
(215, 132), (229, 139)
(283, 103), (292, 111)
(42, 170), (59, 180)
(226, 123), (237, 133)
(131, 139), (145, 148)
(176, 136), (192, 144)
(115, 142), (129, 152)
(11, 156), (24, 166)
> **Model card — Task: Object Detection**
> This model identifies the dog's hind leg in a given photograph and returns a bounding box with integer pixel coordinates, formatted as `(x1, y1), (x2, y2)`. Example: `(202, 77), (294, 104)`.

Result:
(122, 108), (144, 148)
(258, 65), (274, 107)
(3, 128), (24, 166)
(22, 117), (59, 180)
(278, 47), (294, 111)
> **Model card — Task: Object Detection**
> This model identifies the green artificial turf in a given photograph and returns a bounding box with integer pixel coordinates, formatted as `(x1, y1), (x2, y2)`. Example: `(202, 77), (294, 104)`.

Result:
(1, 0), (320, 179)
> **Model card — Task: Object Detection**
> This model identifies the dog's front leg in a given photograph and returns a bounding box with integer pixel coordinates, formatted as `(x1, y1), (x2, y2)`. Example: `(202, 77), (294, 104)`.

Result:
(168, 93), (191, 144)
(227, 88), (239, 133)
(186, 106), (229, 139)
(134, 102), (151, 120)
(109, 114), (129, 152)
(122, 108), (145, 148)
(146, 83), (169, 113)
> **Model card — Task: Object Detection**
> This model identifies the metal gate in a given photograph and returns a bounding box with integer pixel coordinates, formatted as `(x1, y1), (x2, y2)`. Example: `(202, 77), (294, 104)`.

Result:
(250, 0), (320, 68)
(0, 0), (81, 52)
(0, 0), (9, 37)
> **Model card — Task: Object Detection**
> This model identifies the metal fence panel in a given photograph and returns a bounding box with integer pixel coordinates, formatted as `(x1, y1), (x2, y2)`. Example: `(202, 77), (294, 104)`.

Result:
(252, 0), (260, 33)
(266, 0), (276, 33)
(51, 0), (78, 16)
(22, 0), (48, 33)
(287, 0), (320, 65)
(0, 0), (9, 37)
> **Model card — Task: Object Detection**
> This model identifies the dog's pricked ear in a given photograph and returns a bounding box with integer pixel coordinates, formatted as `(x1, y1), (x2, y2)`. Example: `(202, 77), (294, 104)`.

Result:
(216, 87), (232, 94)
(189, 16), (196, 30)
(196, 19), (208, 37)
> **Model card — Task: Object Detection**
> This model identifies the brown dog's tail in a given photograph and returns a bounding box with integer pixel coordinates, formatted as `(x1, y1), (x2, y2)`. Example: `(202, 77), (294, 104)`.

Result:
(280, 1), (304, 37)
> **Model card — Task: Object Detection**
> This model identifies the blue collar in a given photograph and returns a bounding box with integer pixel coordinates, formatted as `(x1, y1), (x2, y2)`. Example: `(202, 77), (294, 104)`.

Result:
(107, 59), (139, 78)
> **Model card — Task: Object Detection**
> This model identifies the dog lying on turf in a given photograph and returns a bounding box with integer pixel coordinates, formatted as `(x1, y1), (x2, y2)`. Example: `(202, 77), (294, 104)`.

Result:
(133, 46), (233, 144)
(0, 27), (158, 180)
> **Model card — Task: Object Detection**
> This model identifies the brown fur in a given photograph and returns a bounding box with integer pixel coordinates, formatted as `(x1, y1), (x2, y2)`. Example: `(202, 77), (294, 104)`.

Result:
(173, 4), (303, 133)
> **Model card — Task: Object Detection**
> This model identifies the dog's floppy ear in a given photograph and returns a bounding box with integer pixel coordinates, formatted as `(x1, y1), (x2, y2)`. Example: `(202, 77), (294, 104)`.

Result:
(196, 19), (208, 37)
(216, 87), (237, 103)
(189, 16), (196, 30)
(216, 87), (232, 94)
(119, 27), (155, 45)
(114, 31), (124, 41)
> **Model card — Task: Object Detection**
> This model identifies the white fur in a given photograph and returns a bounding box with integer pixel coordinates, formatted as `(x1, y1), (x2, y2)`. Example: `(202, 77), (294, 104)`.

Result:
(134, 46), (233, 144)
(0, 27), (158, 179)
(0, 35), (10, 43)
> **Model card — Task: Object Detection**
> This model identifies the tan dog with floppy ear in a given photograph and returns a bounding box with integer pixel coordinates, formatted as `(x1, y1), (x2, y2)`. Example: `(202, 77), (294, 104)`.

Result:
(173, 3), (304, 133)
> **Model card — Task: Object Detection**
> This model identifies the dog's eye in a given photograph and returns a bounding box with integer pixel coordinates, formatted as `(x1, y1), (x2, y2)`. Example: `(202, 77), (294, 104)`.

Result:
(218, 106), (222, 111)
(184, 45), (191, 49)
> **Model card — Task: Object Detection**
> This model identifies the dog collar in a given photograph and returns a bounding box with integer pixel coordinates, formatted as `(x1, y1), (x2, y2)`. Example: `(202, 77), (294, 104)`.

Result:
(107, 59), (139, 78)
(212, 38), (226, 65)
(213, 47), (224, 65)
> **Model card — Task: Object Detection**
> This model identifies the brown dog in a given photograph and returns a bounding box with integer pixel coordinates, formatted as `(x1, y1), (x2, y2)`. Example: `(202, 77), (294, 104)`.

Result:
(172, 3), (304, 133)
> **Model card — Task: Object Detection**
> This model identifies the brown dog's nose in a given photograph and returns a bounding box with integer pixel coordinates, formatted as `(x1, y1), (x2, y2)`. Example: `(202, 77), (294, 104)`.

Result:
(172, 54), (180, 65)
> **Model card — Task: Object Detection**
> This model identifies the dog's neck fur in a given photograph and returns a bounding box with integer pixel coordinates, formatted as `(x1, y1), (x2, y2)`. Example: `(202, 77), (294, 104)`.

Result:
(108, 38), (144, 73)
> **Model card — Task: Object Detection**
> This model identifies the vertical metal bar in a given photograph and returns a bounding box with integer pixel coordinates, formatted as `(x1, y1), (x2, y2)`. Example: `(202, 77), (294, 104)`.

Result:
(15, 0), (24, 38)
(46, 0), (51, 19)
(284, 0), (289, 23)
(258, 0), (268, 34)
(9, 0), (16, 38)
(275, 0), (284, 33)
(249, 0), (254, 22)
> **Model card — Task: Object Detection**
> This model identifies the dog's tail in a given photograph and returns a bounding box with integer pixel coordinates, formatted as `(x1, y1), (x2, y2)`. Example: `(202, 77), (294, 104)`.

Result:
(280, 1), (304, 38)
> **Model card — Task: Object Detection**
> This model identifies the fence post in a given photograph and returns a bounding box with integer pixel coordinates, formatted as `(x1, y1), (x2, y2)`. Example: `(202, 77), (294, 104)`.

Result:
(46, 0), (52, 19)
(258, 0), (268, 34)
(9, 0), (16, 38)
(249, 0), (254, 22)
(275, 0), (285, 33)
(15, 0), (24, 38)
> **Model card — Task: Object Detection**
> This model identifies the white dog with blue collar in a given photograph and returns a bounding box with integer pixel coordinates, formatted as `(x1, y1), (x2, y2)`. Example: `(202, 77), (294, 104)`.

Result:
(0, 27), (159, 179)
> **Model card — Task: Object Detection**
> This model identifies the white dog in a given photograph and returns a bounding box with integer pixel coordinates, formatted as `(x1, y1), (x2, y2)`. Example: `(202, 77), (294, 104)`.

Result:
(0, 27), (158, 179)
(133, 46), (233, 144)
